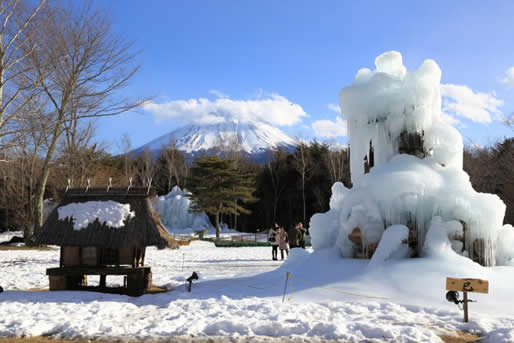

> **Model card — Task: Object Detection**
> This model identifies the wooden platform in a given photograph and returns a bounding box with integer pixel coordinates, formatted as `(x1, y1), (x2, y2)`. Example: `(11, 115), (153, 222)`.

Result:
(46, 266), (152, 296)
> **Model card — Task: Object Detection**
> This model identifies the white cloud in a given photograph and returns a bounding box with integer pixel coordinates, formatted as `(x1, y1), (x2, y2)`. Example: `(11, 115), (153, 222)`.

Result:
(312, 117), (348, 138)
(440, 84), (503, 123)
(327, 103), (341, 113)
(501, 67), (514, 87)
(440, 112), (461, 126)
(208, 89), (229, 98)
(143, 94), (307, 126)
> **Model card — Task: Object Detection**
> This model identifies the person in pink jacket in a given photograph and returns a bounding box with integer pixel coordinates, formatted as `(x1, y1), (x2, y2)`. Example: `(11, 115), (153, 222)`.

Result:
(278, 226), (289, 260)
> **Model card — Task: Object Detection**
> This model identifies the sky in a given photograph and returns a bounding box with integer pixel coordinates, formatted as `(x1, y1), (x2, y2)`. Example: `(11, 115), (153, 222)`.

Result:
(93, 0), (514, 153)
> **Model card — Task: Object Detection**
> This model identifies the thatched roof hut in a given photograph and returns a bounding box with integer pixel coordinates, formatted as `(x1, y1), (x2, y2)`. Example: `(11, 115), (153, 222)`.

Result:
(34, 187), (177, 249)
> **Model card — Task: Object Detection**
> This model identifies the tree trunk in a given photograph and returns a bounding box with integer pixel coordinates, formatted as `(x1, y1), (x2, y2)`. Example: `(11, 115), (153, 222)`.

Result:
(234, 198), (237, 231)
(302, 170), (306, 226)
(31, 124), (61, 241)
(215, 209), (220, 240)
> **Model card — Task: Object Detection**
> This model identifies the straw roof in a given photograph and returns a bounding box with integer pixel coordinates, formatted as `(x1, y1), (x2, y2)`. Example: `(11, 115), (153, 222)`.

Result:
(34, 187), (177, 249)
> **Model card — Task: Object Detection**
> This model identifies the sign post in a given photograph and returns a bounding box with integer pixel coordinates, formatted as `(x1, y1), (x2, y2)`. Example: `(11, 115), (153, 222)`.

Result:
(446, 277), (489, 322)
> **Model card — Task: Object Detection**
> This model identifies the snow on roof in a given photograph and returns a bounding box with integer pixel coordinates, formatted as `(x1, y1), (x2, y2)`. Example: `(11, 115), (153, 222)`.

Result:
(57, 200), (135, 231)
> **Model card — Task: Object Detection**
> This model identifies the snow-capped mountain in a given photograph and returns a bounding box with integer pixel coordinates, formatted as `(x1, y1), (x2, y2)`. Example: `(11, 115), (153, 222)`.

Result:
(134, 114), (297, 160)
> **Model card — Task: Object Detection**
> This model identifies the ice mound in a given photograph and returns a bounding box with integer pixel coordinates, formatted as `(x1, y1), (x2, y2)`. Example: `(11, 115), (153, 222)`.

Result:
(310, 51), (510, 266)
(153, 186), (213, 231)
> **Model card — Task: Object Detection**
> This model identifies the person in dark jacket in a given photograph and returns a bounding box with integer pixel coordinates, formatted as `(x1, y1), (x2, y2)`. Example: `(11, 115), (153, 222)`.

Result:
(288, 223), (302, 249)
(298, 222), (307, 249)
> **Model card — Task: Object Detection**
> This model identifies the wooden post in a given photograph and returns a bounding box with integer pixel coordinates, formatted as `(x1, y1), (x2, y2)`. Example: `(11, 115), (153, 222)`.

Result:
(100, 275), (106, 288)
(282, 272), (290, 303)
(463, 291), (468, 322)
(446, 277), (488, 323)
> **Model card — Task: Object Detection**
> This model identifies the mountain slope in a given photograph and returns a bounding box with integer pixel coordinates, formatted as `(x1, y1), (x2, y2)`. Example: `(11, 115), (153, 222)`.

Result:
(135, 115), (297, 157)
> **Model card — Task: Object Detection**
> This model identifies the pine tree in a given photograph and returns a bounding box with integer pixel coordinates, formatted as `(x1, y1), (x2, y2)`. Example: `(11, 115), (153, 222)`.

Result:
(186, 156), (257, 239)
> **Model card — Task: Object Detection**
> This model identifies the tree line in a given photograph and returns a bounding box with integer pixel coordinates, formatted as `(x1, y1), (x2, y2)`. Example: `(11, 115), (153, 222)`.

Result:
(2, 119), (513, 237)
(463, 137), (514, 225)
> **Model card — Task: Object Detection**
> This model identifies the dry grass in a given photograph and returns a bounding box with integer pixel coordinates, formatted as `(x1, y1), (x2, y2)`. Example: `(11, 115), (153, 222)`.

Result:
(440, 331), (482, 343)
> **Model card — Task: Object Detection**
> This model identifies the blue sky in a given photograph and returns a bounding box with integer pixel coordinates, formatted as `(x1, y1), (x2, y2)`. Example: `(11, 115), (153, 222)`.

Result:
(94, 0), (514, 153)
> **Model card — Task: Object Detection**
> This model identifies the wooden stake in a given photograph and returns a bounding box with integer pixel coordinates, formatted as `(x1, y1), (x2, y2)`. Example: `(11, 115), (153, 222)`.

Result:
(463, 291), (469, 322)
(282, 272), (290, 303)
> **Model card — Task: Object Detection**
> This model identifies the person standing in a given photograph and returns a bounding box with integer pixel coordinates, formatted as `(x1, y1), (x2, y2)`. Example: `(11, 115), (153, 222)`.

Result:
(268, 223), (279, 260)
(298, 222), (307, 249)
(278, 226), (289, 260)
(288, 223), (301, 249)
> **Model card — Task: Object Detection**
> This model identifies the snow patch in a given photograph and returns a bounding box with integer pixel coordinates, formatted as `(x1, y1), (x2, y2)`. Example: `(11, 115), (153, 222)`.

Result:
(57, 201), (135, 230)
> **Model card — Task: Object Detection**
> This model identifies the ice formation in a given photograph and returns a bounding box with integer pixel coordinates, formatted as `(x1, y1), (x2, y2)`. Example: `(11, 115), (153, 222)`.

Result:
(152, 186), (213, 232)
(310, 51), (510, 266)
(368, 225), (409, 268)
(496, 224), (514, 266)
(58, 201), (135, 231)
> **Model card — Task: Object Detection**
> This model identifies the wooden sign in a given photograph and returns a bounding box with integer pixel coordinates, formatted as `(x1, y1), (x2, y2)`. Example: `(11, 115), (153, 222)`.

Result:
(446, 277), (489, 294)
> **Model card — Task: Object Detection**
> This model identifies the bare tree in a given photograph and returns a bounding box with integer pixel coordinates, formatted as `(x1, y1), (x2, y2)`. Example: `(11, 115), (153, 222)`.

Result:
(325, 148), (347, 184)
(0, 0), (45, 153)
(294, 141), (312, 227)
(59, 120), (101, 187)
(134, 147), (155, 187)
(120, 132), (135, 184)
(1, 96), (48, 237)
(160, 137), (188, 191)
(27, 2), (146, 234)
(267, 149), (288, 225)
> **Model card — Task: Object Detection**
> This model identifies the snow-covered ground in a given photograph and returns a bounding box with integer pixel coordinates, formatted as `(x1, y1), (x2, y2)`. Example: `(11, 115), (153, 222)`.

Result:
(0, 231), (513, 342)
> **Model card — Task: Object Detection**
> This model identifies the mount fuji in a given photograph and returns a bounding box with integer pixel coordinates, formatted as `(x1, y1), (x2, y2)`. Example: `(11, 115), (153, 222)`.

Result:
(133, 114), (298, 162)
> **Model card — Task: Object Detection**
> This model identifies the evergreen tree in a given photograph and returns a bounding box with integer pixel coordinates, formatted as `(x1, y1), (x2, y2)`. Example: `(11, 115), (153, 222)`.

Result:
(186, 156), (257, 238)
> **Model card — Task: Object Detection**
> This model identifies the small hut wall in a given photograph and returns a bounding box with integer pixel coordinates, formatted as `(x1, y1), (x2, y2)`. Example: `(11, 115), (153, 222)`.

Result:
(62, 246), (80, 266)
(119, 247), (134, 265)
(81, 247), (97, 265)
